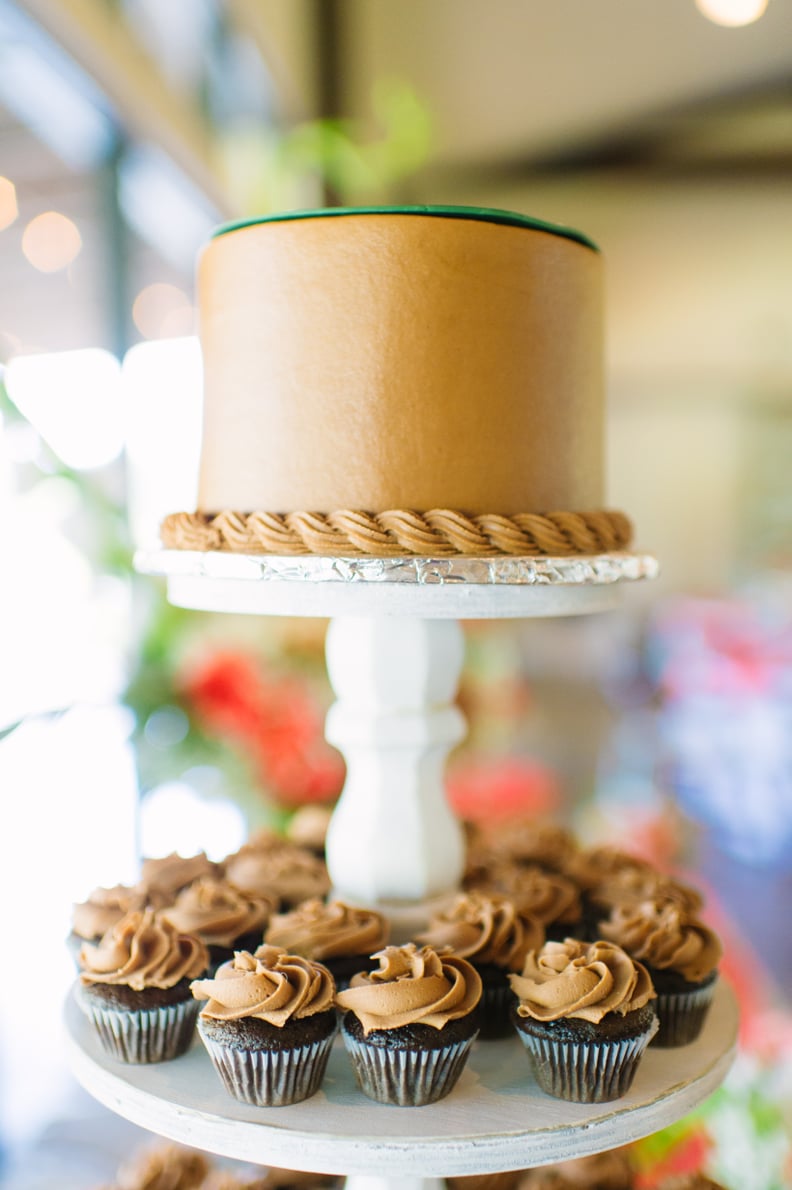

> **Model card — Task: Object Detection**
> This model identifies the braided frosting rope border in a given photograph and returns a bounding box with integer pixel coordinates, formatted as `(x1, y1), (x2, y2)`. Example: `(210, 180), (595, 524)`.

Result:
(160, 509), (633, 558)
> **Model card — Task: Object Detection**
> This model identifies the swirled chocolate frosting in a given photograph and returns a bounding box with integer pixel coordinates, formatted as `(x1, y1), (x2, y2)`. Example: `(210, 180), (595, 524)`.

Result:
(264, 898), (389, 960)
(335, 943), (482, 1034)
(222, 840), (330, 904)
(469, 862), (581, 927)
(598, 900), (721, 982)
(191, 944), (336, 1025)
(415, 891), (545, 971)
(519, 1148), (635, 1189)
(163, 877), (274, 946)
(565, 845), (654, 892)
(586, 868), (704, 917)
(509, 938), (655, 1023)
(115, 1142), (210, 1190)
(139, 851), (220, 898)
(483, 821), (579, 873)
(79, 909), (209, 991)
(71, 883), (149, 941)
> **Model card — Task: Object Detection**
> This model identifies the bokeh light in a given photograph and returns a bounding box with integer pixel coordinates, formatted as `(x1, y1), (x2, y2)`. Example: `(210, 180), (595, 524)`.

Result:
(21, 210), (82, 272)
(132, 282), (196, 339)
(695, 0), (769, 26)
(0, 176), (18, 231)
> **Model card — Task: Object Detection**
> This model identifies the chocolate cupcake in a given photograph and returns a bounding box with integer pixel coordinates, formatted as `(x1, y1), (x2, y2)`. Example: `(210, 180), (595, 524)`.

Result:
(139, 851), (221, 900)
(586, 868), (704, 927)
(191, 945), (337, 1106)
(446, 1177), (522, 1190)
(255, 1171), (341, 1190)
(257, 1171), (341, 1190)
(579, 861), (704, 940)
(263, 898), (389, 989)
(597, 899), (721, 1046)
(516, 1148), (635, 1189)
(468, 862), (583, 942)
(163, 877), (275, 973)
(68, 882), (150, 966)
(113, 1142), (211, 1190)
(415, 890), (545, 1038)
(284, 805), (334, 859)
(564, 847), (703, 938)
(78, 908), (209, 1063)
(222, 837), (330, 909)
(481, 820), (580, 875)
(566, 844), (653, 884)
(509, 938), (658, 1103)
(336, 943), (482, 1106)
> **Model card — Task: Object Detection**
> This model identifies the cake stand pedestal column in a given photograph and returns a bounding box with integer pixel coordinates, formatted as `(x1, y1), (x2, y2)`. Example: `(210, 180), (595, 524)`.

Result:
(323, 616), (467, 918)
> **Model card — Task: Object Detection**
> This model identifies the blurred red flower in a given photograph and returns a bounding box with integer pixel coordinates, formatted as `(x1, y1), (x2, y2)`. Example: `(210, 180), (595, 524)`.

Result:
(181, 650), (345, 807)
(633, 1130), (713, 1189)
(447, 755), (560, 825)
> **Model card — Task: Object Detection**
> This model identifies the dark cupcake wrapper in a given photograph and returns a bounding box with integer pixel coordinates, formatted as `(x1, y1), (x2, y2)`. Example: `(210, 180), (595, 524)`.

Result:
(652, 977), (717, 1047)
(544, 920), (587, 944)
(476, 980), (515, 1040)
(78, 989), (200, 1064)
(515, 1014), (658, 1103)
(198, 1019), (336, 1106)
(342, 1028), (477, 1106)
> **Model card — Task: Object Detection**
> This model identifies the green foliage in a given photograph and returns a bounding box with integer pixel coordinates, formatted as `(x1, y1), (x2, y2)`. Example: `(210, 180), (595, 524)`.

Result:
(220, 79), (433, 214)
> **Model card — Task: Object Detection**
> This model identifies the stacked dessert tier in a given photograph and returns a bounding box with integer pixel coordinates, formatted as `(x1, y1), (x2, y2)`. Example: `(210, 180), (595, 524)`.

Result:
(66, 821), (737, 1176)
(70, 823), (726, 1092)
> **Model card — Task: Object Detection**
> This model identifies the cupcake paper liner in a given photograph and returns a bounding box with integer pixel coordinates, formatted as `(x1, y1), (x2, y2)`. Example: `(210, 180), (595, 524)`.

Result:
(515, 1015), (659, 1103)
(342, 1030), (477, 1106)
(198, 1021), (335, 1106)
(79, 991), (200, 1064)
(477, 981), (515, 1040)
(653, 978), (717, 1047)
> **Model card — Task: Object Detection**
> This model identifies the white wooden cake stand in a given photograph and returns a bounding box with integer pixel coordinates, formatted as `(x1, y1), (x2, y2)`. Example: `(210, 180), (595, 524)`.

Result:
(64, 548), (739, 1189)
(65, 979), (738, 1181)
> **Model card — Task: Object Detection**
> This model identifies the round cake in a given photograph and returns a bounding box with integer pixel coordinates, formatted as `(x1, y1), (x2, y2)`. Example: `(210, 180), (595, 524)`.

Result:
(163, 205), (631, 558)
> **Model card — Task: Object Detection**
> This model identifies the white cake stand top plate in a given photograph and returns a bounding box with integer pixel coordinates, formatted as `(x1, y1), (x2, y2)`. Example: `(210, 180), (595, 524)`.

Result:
(134, 550), (659, 619)
(65, 980), (736, 1177)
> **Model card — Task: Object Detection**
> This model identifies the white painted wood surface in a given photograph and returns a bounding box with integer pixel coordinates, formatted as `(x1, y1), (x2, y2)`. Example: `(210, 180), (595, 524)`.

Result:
(64, 981), (738, 1178)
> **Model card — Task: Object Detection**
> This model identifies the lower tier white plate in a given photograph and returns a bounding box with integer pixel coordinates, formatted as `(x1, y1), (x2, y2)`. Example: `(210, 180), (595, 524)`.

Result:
(64, 981), (737, 1177)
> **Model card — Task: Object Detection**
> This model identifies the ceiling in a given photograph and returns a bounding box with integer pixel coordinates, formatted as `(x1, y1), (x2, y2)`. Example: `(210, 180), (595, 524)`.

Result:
(333, 0), (792, 177)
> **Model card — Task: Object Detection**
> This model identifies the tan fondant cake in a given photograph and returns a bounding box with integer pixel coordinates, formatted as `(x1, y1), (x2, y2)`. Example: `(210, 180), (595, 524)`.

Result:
(162, 206), (631, 557)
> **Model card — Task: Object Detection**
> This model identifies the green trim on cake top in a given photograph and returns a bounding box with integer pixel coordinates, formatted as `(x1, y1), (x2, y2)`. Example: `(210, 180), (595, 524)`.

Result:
(212, 205), (599, 253)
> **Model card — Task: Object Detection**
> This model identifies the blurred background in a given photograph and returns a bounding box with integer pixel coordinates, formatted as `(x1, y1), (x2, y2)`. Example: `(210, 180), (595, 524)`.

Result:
(1, 1), (791, 1187)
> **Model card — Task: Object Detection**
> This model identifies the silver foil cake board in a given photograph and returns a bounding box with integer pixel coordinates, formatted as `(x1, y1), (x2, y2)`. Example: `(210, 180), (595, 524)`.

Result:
(134, 550), (659, 619)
